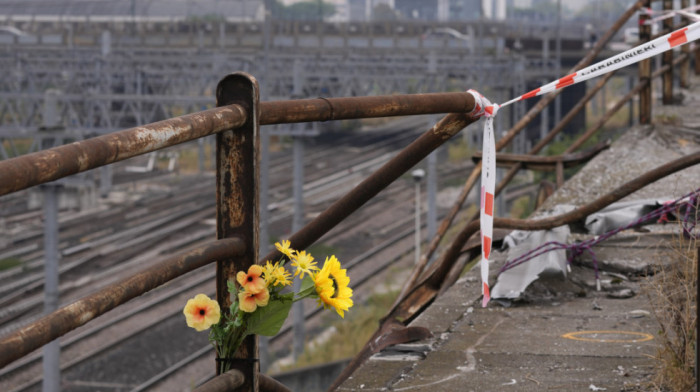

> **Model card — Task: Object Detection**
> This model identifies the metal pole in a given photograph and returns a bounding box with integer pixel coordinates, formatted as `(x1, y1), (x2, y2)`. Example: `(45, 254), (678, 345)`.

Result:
(215, 73), (260, 391)
(292, 135), (305, 360)
(541, 32), (549, 141)
(259, 2), (272, 372)
(555, 0), (562, 125)
(198, 138), (205, 173)
(662, 0), (674, 105)
(42, 183), (61, 392)
(412, 169), (424, 266)
(0, 238), (245, 369)
(426, 150), (437, 243)
(680, 0), (691, 88)
(99, 165), (112, 198)
(639, 1), (652, 124)
(628, 76), (635, 127)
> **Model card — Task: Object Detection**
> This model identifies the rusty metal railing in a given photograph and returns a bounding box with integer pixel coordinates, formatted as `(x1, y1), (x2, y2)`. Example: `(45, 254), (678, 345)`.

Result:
(0, 1), (697, 389)
(0, 91), (473, 197)
(0, 74), (479, 388)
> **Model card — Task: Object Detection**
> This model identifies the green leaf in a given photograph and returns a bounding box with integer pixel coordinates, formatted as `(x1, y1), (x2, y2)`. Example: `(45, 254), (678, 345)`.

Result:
(296, 276), (317, 299)
(229, 300), (239, 316)
(245, 299), (293, 337)
(227, 280), (236, 294)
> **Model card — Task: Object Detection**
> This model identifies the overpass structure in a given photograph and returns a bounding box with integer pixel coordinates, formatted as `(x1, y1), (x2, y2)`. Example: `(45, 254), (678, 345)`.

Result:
(0, 17), (615, 157)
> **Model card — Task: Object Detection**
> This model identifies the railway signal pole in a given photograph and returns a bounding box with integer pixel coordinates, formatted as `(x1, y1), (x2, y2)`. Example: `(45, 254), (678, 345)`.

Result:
(41, 182), (61, 392)
(412, 169), (425, 266)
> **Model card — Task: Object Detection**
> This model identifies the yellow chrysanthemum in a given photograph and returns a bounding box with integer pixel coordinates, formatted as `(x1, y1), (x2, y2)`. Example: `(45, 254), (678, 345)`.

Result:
(275, 240), (296, 259)
(313, 255), (353, 318)
(291, 250), (319, 279)
(238, 287), (270, 313)
(183, 294), (221, 332)
(263, 261), (292, 287)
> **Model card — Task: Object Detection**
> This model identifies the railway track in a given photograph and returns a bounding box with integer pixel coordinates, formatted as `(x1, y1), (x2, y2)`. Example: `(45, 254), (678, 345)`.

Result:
(0, 117), (481, 390)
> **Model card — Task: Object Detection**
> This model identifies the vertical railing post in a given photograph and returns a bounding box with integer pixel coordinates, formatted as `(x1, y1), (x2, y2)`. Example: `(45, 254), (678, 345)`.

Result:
(639, 1), (652, 124)
(215, 73), (260, 392)
(696, 3), (700, 76)
(662, 0), (674, 105)
(680, 0), (690, 88)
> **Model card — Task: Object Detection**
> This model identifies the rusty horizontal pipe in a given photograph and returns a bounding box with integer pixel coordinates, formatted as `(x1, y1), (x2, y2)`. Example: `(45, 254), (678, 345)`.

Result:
(426, 150), (700, 293)
(0, 106), (247, 196)
(0, 237), (244, 369)
(471, 142), (609, 171)
(0, 92), (475, 197)
(379, 151), (700, 358)
(192, 366), (292, 392)
(194, 369), (245, 392)
(261, 109), (478, 263)
(260, 374), (292, 392)
(258, 92), (473, 125)
(333, 139), (693, 392)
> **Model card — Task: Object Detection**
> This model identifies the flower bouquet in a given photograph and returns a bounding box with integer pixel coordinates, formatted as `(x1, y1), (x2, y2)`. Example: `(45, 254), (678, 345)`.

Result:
(183, 241), (353, 373)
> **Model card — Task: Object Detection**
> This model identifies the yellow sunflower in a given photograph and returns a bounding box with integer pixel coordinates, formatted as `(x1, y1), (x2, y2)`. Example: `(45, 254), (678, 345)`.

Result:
(313, 255), (353, 318)
(183, 294), (221, 331)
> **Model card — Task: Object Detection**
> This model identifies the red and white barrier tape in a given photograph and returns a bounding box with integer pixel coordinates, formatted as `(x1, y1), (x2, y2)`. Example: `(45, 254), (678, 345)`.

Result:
(468, 20), (700, 307)
(643, 5), (700, 25)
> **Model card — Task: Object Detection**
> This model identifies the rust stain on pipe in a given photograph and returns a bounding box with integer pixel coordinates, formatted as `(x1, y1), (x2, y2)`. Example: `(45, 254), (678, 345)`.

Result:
(0, 238), (244, 369)
(426, 150), (700, 295)
(258, 92), (473, 125)
(1, 92), (474, 198)
(0, 106), (247, 196)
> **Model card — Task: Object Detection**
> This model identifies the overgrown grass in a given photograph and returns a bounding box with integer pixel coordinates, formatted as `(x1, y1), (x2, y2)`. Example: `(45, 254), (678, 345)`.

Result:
(646, 218), (697, 391)
(447, 138), (473, 164)
(509, 195), (533, 219)
(0, 257), (21, 271)
(2, 138), (33, 158)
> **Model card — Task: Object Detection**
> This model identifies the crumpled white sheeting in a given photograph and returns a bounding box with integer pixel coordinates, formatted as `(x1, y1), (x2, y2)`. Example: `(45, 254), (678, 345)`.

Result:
(491, 199), (672, 299)
(491, 225), (570, 299)
(584, 198), (670, 235)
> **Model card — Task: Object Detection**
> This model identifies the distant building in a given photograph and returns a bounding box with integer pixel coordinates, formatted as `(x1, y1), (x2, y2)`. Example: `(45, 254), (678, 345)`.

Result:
(447, 0), (482, 20)
(0, 0), (265, 21)
(394, 0), (438, 20)
(348, 0), (366, 21)
(481, 0), (506, 20)
(392, 0), (508, 22)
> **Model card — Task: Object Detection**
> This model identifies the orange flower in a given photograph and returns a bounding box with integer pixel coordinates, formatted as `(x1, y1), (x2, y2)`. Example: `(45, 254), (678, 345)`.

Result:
(183, 294), (221, 332)
(236, 265), (266, 293)
(238, 287), (270, 313)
